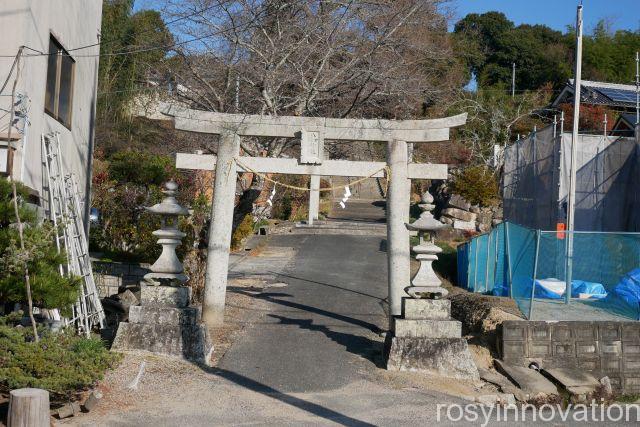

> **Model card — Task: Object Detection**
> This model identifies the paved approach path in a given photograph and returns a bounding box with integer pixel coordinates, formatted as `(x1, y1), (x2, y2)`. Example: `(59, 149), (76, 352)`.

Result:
(220, 233), (390, 393)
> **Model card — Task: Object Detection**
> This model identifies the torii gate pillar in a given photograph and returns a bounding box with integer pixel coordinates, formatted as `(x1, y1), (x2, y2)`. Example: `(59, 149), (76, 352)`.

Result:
(202, 132), (240, 326)
(386, 140), (411, 322)
(308, 175), (320, 225)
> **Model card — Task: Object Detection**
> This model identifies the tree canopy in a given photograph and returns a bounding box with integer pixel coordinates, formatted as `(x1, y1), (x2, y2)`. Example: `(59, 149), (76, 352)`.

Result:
(454, 12), (640, 91)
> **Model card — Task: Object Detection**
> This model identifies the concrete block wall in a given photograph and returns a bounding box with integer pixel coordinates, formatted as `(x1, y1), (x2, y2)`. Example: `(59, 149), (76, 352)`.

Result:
(93, 261), (150, 298)
(501, 320), (640, 394)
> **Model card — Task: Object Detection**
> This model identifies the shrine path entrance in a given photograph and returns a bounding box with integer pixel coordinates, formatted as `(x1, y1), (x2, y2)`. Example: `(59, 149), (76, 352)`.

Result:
(222, 231), (388, 392)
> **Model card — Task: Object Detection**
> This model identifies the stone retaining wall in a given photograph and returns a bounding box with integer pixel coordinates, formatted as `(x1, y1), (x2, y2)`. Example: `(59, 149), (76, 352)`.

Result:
(93, 261), (150, 298)
(500, 320), (640, 394)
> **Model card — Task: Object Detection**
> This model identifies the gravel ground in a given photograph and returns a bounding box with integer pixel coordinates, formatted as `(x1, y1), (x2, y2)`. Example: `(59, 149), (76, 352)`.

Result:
(58, 237), (499, 426)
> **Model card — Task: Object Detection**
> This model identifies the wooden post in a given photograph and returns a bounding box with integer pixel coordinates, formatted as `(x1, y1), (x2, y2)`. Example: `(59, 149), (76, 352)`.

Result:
(202, 132), (240, 327)
(8, 388), (50, 427)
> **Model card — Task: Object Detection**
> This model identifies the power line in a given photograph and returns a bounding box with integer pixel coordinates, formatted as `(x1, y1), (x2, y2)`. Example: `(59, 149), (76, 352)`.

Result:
(0, 25), (237, 59)
(0, 1), (288, 59)
(0, 3), (221, 58)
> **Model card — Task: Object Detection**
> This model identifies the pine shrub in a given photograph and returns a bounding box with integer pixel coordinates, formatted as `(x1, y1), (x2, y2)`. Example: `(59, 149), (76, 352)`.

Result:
(0, 320), (120, 399)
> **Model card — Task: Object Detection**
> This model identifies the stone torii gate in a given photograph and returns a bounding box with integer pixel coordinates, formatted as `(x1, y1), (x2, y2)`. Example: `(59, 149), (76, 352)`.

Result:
(159, 105), (466, 328)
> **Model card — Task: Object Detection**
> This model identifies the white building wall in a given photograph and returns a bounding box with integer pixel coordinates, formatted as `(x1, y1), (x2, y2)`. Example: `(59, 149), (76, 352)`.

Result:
(0, 0), (102, 222)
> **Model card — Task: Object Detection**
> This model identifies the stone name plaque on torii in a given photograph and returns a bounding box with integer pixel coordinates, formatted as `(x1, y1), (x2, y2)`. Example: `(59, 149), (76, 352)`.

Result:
(146, 102), (466, 329)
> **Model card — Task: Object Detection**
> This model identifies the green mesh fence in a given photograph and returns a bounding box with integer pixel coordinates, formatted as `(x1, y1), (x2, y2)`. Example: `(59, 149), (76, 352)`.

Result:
(456, 222), (640, 321)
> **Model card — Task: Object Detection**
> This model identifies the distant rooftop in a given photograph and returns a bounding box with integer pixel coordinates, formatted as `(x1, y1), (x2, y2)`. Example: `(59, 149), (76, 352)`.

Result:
(552, 79), (639, 110)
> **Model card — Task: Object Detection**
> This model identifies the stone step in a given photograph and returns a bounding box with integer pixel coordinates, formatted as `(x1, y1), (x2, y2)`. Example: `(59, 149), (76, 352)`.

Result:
(401, 299), (451, 320)
(494, 360), (558, 396)
(292, 221), (386, 236)
(296, 221), (386, 230)
(394, 319), (461, 338)
(112, 322), (212, 364)
(128, 305), (200, 325)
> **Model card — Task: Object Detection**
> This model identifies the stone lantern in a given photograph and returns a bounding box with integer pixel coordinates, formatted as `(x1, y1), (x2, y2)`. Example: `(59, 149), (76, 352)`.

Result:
(144, 180), (188, 285)
(404, 191), (448, 299)
(386, 190), (478, 380)
(112, 180), (213, 365)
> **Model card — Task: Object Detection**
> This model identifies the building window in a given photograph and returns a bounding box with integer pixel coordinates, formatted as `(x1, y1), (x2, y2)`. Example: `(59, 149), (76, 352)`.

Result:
(45, 35), (75, 128)
(0, 146), (11, 176)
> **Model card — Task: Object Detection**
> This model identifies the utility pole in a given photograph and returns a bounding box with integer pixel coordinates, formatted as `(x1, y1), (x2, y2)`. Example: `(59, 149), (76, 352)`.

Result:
(565, 4), (583, 305)
(636, 52), (640, 127)
(512, 63), (516, 98)
(235, 73), (240, 113)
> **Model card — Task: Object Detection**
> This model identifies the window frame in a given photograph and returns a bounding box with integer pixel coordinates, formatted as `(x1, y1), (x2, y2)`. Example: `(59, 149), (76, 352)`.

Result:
(0, 146), (13, 177)
(45, 34), (75, 129)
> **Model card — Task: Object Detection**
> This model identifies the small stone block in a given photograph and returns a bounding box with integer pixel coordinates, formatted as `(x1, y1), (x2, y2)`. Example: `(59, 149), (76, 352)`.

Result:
(624, 356), (640, 371)
(530, 324), (551, 341)
(453, 220), (475, 231)
(599, 325), (621, 341)
(552, 326), (571, 340)
(553, 342), (575, 357)
(528, 342), (551, 357)
(394, 319), (461, 338)
(601, 357), (622, 372)
(576, 341), (598, 356)
(577, 357), (600, 371)
(503, 321), (527, 340)
(624, 377), (640, 392)
(401, 298), (450, 320)
(141, 285), (191, 307)
(623, 343), (640, 354)
(502, 341), (527, 357)
(600, 341), (622, 356)
(621, 323), (640, 341)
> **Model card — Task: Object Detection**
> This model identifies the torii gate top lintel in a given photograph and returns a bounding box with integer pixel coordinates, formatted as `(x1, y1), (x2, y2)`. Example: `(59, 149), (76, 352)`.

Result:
(157, 103), (466, 143)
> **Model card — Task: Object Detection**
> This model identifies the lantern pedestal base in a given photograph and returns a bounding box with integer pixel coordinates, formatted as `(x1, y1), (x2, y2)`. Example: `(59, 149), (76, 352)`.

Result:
(112, 284), (213, 365)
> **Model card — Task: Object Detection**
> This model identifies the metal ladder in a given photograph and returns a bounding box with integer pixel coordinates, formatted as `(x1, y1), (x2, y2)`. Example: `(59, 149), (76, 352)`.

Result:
(42, 132), (105, 336)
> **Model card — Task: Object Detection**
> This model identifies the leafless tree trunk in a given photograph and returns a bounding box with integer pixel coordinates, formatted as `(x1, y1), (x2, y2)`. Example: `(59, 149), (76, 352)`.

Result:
(6, 48), (39, 342)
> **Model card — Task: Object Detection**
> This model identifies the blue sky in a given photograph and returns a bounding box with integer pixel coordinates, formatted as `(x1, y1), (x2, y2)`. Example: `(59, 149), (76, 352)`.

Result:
(451, 0), (640, 33)
(135, 0), (640, 34)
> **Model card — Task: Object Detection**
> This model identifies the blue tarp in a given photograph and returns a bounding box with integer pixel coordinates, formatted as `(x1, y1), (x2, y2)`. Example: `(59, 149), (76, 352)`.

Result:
(604, 269), (640, 320)
(512, 277), (607, 300)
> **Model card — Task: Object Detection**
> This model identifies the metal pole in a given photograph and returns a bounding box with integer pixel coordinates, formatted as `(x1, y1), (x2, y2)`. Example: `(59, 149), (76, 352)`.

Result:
(603, 113), (608, 137)
(553, 115), (557, 138)
(485, 233), (491, 293)
(473, 236), (479, 292)
(636, 52), (640, 126)
(565, 4), (583, 305)
(512, 62), (516, 98)
(505, 222), (513, 297)
(529, 230), (541, 320)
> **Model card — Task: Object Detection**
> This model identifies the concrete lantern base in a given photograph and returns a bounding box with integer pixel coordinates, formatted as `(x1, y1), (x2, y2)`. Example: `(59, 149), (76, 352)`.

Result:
(385, 297), (479, 380)
(112, 284), (213, 365)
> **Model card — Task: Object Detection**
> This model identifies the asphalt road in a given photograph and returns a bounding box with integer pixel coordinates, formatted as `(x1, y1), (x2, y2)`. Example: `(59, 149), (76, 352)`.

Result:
(219, 233), (390, 393)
